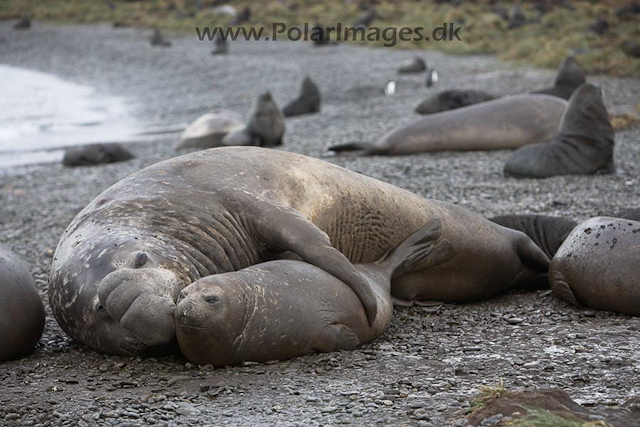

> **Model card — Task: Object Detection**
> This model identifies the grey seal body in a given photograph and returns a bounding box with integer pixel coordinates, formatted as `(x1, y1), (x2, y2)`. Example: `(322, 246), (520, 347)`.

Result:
(176, 109), (245, 150)
(532, 56), (586, 101)
(330, 94), (567, 155)
(504, 83), (614, 178)
(175, 219), (455, 366)
(283, 77), (321, 117)
(49, 147), (548, 355)
(63, 143), (134, 167)
(490, 214), (577, 259)
(0, 246), (45, 361)
(550, 217), (640, 316)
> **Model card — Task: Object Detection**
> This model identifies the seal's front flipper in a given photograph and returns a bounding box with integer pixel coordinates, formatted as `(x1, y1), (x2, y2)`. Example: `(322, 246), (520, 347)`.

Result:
(312, 324), (361, 353)
(550, 269), (579, 306)
(382, 218), (457, 279)
(255, 202), (378, 327)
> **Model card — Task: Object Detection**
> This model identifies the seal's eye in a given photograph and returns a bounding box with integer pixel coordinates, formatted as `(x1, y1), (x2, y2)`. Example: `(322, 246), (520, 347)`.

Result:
(204, 295), (219, 304)
(96, 304), (106, 313)
(177, 291), (186, 302)
(134, 253), (148, 268)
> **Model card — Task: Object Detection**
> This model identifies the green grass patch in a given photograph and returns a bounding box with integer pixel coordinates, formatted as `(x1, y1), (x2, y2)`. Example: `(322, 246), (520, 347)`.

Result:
(1, 0), (639, 78)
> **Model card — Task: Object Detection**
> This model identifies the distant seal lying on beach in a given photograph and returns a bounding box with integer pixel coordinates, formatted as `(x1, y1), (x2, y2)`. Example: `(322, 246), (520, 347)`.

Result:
(175, 92), (284, 150)
(0, 246), (45, 361)
(176, 219), (455, 366)
(504, 83), (614, 178)
(414, 56), (585, 115)
(490, 214), (578, 259)
(63, 143), (134, 167)
(329, 94), (566, 155)
(49, 147), (548, 355)
(550, 217), (640, 316)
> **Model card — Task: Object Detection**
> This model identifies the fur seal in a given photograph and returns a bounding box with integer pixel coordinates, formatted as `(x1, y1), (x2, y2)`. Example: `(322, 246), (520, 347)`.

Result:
(398, 57), (427, 74)
(490, 215), (577, 259)
(150, 28), (171, 47)
(14, 15), (31, 30)
(329, 94), (567, 155)
(211, 33), (228, 55)
(176, 92), (284, 150)
(614, 208), (640, 222)
(175, 219), (455, 366)
(49, 147), (548, 355)
(550, 217), (640, 316)
(504, 83), (614, 178)
(415, 90), (496, 115)
(0, 246), (45, 361)
(283, 77), (321, 117)
(532, 56), (586, 100)
(175, 110), (244, 150)
(63, 143), (134, 167)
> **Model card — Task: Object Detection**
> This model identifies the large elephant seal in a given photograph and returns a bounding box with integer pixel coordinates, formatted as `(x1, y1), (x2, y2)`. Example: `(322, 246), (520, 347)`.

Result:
(49, 147), (548, 355)
(490, 214), (577, 259)
(0, 246), (45, 361)
(328, 94), (567, 155)
(175, 92), (284, 150)
(504, 83), (614, 178)
(175, 219), (455, 366)
(550, 217), (640, 316)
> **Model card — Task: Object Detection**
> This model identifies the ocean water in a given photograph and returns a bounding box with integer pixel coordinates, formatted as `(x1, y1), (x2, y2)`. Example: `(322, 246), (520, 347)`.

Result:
(0, 64), (140, 167)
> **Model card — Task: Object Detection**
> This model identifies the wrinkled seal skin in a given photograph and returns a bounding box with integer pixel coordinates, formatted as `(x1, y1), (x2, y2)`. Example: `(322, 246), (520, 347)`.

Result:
(550, 217), (640, 316)
(415, 89), (496, 115)
(329, 94), (566, 155)
(0, 246), (45, 361)
(490, 215), (577, 259)
(504, 83), (614, 178)
(49, 147), (549, 355)
(175, 219), (456, 366)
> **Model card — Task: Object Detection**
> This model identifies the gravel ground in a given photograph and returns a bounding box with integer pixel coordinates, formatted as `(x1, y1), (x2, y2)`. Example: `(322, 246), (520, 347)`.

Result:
(1, 22), (640, 427)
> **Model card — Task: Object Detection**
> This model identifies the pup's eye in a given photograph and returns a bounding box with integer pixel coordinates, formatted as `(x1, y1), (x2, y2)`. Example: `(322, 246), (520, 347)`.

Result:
(204, 295), (219, 304)
(177, 291), (186, 302)
(97, 304), (106, 313)
(134, 253), (148, 268)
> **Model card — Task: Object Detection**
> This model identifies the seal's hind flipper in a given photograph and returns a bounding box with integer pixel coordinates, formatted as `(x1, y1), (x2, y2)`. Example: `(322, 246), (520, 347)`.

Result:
(313, 324), (361, 353)
(383, 218), (457, 279)
(326, 141), (374, 153)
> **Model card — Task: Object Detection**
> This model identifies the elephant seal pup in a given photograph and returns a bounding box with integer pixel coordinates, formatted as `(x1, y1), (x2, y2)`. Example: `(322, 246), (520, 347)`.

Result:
(415, 89), (496, 115)
(175, 219), (455, 366)
(504, 83), (614, 178)
(329, 94), (566, 155)
(490, 215), (577, 259)
(532, 56), (586, 101)
(550, 217), (640, 316)
(49, 147), (548, 355)
(0, 246), (45, 361)
(63, 143), (134, 167)
(283, 76), (321, 117)
(175, 110), (244, 150)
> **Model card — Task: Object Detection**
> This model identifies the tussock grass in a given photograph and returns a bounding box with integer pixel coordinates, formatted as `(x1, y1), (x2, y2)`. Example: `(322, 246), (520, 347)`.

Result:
(507, 407), (614, 427)
(468, 379), (506, 413)
(1, 0), (638, 78)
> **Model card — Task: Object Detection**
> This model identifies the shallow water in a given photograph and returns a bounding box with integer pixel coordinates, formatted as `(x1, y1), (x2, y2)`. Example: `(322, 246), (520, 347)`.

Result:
(0, 64), (140, 167)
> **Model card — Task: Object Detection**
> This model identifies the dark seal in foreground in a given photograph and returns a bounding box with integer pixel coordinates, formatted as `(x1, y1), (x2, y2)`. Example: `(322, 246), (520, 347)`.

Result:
(62, 143), (134, 167)
(504, 83), (614, 178)
(0, 246), (45, 361)
(49, 147), (548, 356)
(550, 217), (640, 316)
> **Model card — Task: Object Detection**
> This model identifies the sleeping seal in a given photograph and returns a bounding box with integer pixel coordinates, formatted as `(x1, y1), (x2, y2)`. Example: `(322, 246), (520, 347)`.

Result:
(0, 246), (45, 361)
(504, 83), (614, 178)
(329, 94), (567, 155)
(175, 219), (455, 366)
(49, 147), (548, 355)
(550, 217), (640, 316)
(175, 110), (244, 150)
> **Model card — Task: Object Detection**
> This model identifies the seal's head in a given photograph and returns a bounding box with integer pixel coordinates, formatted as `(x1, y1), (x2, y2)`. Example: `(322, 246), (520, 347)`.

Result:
(49, 234), (190, 356)
(174, 275), (248, 366)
